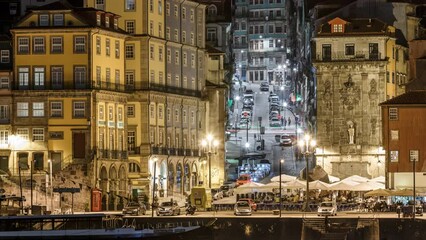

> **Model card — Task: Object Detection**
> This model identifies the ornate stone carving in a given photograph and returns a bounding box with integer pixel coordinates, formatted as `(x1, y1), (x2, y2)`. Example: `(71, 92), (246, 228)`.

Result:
(322, 80), (332, 110)
(339, 74), (360, 110)
(368, 79), (378, 101)
(324, 119), (332, 134)
(370, 118), (377, 135)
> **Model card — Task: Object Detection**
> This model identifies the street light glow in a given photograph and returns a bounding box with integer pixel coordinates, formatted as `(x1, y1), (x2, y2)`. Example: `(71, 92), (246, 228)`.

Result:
(201, 139), (207, 147)
(235, 96), (240, 101)
(280, 86), (284, 91)
(245, 142), (250, 148)
(283, 102), (288, 107)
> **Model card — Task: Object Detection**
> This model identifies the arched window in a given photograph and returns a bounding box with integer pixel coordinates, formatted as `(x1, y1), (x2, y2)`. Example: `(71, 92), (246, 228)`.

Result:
(207, 5), (217, 16)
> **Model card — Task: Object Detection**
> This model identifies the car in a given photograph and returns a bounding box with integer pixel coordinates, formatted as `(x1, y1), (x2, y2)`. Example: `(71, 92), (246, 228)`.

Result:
(317, 201), (337, 216)
(269, 102), (280, 107)
(238, 119), (251, 129)
(269, 110), (279, 118)
(122, 202), (146, 216)
(211, 188), (224, 200)
(241, 111), (252, 119)
(238, 198), (257, 211)
(156, 201), (181, 216)
(236, 174), (252, 186)
(242, 106), (253, 112)
(220, 184), (235, 197)
(268, 94), (278, 102)
(269, 118), (281, 127)
(260, 82), (269, 91)
(243, 97), (254, 104)
(234, 201), (252, 216)
(269, 96), (280, 103)
(280, 134), (294, 146)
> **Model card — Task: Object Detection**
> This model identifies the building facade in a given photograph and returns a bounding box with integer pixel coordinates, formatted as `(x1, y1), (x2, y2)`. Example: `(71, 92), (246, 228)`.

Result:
(313, 17), (408, 179)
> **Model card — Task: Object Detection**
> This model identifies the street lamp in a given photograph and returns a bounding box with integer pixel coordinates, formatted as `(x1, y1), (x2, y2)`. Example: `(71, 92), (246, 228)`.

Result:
(151, 157), (158, 217)
(48, 159), (53, 212)
(279, 159), (284, 218)
(201, 135), (218, 189)
(235, 96), (240, 138)
(298, 134), (316, 212)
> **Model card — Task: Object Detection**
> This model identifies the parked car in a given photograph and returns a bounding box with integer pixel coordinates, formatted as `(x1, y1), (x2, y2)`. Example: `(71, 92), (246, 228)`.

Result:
(241, 111), (252, 119)
(243, 96), (254, 104)
(236, 174), (252, 186)
(260, 82), (269, 91)
(317, 201), (337, 216)
(269, 118), (281, 127)
(122, 202), (146, 216)
(157, 201), (181, 216)
(280, 134), (294, 146)
(234, 201), (252, 216)
(211, 188), (224, 200)
(242, 106), (253, 112)
(238, 198), (257, 211)
(268, 94), (278, 102)
(238, 119), (251, 129)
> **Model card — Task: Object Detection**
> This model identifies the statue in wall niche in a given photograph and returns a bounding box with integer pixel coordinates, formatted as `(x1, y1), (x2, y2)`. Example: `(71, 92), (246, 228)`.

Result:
(324, 119), (332, 134)
(347, 121), (355, 144)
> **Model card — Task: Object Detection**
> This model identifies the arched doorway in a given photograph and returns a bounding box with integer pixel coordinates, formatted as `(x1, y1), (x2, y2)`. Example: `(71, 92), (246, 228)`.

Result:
(167, 163), (174, 197)
(99, 166), (108, 211)
(117, 165), (126, 209)
(176, 163), (182, 194)
(109, 166), (117, 210)
(159, 161), (167, 197)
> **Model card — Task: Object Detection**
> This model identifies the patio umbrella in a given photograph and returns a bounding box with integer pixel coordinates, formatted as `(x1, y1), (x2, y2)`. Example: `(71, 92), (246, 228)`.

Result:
(282, 179), (306, 189)
(352, 181), (385, 191)
(328, 175), (340, 183)
(391, 188), (420, 196)
(234, 182), (265, 193)
(369, 176), (385, 183)
(342, 175), (369, 183)
(270, 174), (297, 182)
(364, 189), (391, 197)
(258, 182), (281, 192)
(309, 180), (330, 190)
(329, 180), (359, 191)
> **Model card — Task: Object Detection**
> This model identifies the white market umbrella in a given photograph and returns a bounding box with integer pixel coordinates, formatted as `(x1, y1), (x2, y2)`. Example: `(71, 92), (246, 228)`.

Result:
(352, 181), (385, 191)
(342, 175), (369, 183)
(369, 176), (385, 183)
(309, 180), (330, 190)
(329, 180), (359, 191)
(282, 179), (306, 189)
(364, 189), (391, 197)
(258, 182), (281, 192)
(271, 174), (297, 182)
(328, 175), (340, 183)
(234, 182), (265, 193)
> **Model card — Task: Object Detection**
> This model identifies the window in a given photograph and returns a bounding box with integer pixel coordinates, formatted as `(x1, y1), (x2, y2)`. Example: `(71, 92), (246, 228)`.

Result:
(167, 108), (171, 121)
(96, 37), (101, 54)
(390, 150), (398, 162)
(345, 44), (354, 55)
(174, 5), (178, 17)
(183, 110), (187, 123)
(98, 105), (104, 120)
(191, 54), (195, 68)
(115, 69), (120, 84)
(175, 51), (179, 64)
(50, 101), (62, 117)
(125, 44), (134, 59)
(149, 21), (154, 35)
(106, 68), (111, 83)
(53, 14), (64, 26)
(118, 107), (123, 121)
(95, 0), (105, 10)
(410, 150), (419, 162)
(158, 106), (163, 119)
(166, 27), (170, 39)
(150, 0), (154, 12)
(17, 102), (29, 117)
(125, 0), (135, 10)
(51, 37), (63, 53)
(389, 108), (398, 120)
(33, 37), (45, 53)
(159, 47), (163, 61)
(108, 106), (113, 120)
(39, 14), (49, 26)
(150, 44), (154, 60)
(207, 29), (216, 41)
(150, 70), (155, 82)
(158, 0), (162, 14)
(159, 71), (163, 84)
(33, 128), (44, 141)
(96, 14), (101, 25)
(51, 66), (63, 88)
(166, 2), (170, 16)
(73, 101), (85, 118)
(34, 67), (45, 87)
(0, 77), (9, 89)
(175, 109), (179, 122)
(167, 49), (171, 63)
(174, 29), (178, 42)
(332, 24), (343, 33)
(125, 21), (135, 34)
(32, 102), (44, 117)
(182, 7), (186, 19)
(127, 105), (135, 117)
(190, 9), (194, 22)
(183, 52), (187, 66)
(0, 130), (8, 145)
(390, 130), (399, 140)
(17, 128), (29, 141)
(74, 66), (86, 86)
(115, 40), (120, 58)
(0, 50), (10, 63)
(190, 33), (194, 45)
(18, 37), (29, 54)
(158, 23), (162, 36)
(74, 36), (86, 53)
(105, 16), (109, 27)
(18, 67), (29, 87)
(128, 131), (136, 152)
(0, 105), (8, 120)
(49, 131), (63, 139)
(125, 71), (134, 87)
(182, 31), (186, 43)
(106, 38), (110, 56)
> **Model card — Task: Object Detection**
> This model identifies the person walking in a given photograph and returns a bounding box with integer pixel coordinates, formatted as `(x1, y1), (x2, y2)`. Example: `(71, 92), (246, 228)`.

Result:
(287, 117), (291, 126)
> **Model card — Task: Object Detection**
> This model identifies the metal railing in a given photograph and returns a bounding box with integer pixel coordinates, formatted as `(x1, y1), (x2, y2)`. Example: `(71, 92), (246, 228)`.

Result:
(314, 51), (383, 62)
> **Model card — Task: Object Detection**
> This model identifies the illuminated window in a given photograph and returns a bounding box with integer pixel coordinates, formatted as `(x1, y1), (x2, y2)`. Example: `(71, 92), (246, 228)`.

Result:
(333, 24), (343, 33)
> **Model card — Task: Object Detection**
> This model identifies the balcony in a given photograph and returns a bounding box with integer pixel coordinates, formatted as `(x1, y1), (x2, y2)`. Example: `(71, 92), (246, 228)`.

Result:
(0, 118), (10, 124)
(314, 51), (383, 62)
(98, 149), (128, 160)
(148, 83), (201, 98)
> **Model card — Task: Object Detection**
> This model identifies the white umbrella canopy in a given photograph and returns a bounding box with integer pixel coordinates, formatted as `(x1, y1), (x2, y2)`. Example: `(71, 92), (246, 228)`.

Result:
(270, 174), (297, 182)
(364, 189), (391, 197)
(369, 176), (385, 183)
(309, 180), (330, 190)
(234, 182), (265, 193)
(258, 182), (281, 191)
(352, 181), (385, 191)
(329, 180), (359, 191)
(342, 175), (369, 183)
(282, 179), (306, 189)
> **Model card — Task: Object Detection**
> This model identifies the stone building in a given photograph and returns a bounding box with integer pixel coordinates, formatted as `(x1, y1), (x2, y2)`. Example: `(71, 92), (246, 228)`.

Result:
(313, 17), (407, 179)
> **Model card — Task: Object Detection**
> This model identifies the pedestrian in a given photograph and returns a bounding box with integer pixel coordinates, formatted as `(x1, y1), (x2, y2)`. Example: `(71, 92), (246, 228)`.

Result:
(288, 117), (291, 125)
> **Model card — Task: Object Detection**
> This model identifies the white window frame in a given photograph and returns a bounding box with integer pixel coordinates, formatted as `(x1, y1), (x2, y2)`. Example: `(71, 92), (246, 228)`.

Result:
(32, 128), (44, 141)
(17, 102), (29, 117)
(74, 36), (86, 53)
(53, 14), (64, 26)
(125, 0), (135, 11)
(33, 37), (45, 53)
(125, 44), (134, 59)
(125, 20), (135, 34)
(0, 130), (8, 145)
(127, 105), (135, 117)
(18, 67), (29, 87)
(50, 101), (62, 117)
(0, 77), (8, 89)
(32, 102), (44, 117)
(34, 67), (45, 87)
(51, 36), (63, 53)
(18, 37), (29, 54)
(39, 14), (49, 26)
(73, 101), (85, 118)
(17, 128), (29, 141)
(115, 40), (120, 58)
(106, 38), (110, 56)
(0, 50), (9, 63)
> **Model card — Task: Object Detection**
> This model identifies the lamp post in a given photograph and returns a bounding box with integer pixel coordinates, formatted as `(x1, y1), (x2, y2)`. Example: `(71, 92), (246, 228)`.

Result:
(48, 159), (53, 212)
(235, 96), (240, 139)
(279, 159), (284, 218)
(298, 134), (316, 212)
(151, 157), (158, 217)
(245, 142), (250, 154)
(201, 135), (218, 189)
(30, 159), (33, 215)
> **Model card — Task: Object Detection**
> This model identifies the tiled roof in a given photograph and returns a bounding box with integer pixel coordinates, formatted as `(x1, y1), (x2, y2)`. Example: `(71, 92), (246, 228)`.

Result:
(380, 91), (426, 105)
(319, 18), (389, 35)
